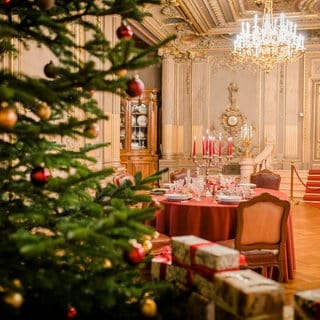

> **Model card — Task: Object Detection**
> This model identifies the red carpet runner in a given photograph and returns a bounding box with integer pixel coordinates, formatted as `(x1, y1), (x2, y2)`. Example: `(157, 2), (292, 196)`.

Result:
(303, 169), (320, 209)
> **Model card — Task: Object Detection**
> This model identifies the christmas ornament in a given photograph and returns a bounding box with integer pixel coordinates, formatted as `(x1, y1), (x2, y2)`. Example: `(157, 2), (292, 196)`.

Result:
(142, 239), (153, 254)
(140, 297), (157, 318)
(44, 60), (57, 79)
(35, 0), (55, 10)
(4, 292), (24, 309)
(103, 258), (112, 269)
(126, 242), (145, 264)
(116, 21), (133, 40)
(67, 306), (77, 319)
(126, 75), (144, 98)
(84, 123), (100, 138)
(30, 166), (51, 186)
(0, 105), (17, 130)
(4, 0), (11, 5)
(116, 69), (127, 77)
(36, 102), (51, 120)
(12, 279), (22, 288)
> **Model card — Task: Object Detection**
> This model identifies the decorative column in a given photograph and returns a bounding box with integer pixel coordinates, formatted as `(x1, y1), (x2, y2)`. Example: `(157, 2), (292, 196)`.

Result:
(239, 124), (255, 183)
(159, 48), (176, 160)
(239, 157), (255, 183)
(100, 15), (123, 170)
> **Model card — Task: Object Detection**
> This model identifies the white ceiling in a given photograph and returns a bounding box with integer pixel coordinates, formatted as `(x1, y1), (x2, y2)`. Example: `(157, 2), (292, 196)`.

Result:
(130, 0), (320, 54)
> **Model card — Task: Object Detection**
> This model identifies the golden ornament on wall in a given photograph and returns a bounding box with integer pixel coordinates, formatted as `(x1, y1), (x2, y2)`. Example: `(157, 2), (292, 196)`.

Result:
(219, 82), (246, 136)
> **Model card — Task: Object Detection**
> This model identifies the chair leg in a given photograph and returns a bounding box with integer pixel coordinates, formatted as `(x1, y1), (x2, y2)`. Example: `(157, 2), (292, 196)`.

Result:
(261, 267), (268, 278)
(268, 266), (274, 279)
(278, 263), (284, 282)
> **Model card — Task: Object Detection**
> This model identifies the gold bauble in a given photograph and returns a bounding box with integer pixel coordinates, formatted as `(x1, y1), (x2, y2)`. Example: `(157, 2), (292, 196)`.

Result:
(4, 292), (24, 308)
(36, 102), (51, 120)
(103, 259), (112, 269)
(143, 239), (153, 254)
(140, 298), (157, 318)
(116, 69), (127, 77)
(0, 106), (17, 130)
(12, 279), (22, 288)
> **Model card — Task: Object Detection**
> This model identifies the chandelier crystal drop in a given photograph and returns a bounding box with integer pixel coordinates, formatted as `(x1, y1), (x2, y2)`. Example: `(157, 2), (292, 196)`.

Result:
(232, 0), (305, 73)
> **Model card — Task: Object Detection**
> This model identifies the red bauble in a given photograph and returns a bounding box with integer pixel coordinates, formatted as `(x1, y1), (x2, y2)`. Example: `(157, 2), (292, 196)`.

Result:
(44, 61), (57, 79)
(67, 306), (77, 319)
(0, 106), (17, 130)
(126, 242), (145, 265)
(126, 75), (144, 98)
(84, 123), (100, 138)
(116, 21), (133, 40)
(35, 0), (55, 10)
(31, 166), (51, 186)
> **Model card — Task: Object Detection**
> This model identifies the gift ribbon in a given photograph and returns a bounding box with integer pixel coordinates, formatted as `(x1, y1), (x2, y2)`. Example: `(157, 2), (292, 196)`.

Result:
(154, 245), (172, 263)
(172, 242), (239, 282)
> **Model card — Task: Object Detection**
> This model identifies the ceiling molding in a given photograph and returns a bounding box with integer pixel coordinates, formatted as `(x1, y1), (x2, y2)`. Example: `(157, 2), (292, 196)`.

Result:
(130, 0), (320, 55)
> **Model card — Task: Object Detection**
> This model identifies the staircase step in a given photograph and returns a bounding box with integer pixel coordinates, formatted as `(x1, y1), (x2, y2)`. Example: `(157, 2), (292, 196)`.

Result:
(305, 188), (320, 197)
(306, 181), (320, 187)
(304, 200), (320, 204)
(303, 169), (320, 202)
(303, 194), (320, 201)
(306, 175), (320, 181)
(308, 169), (320, 175)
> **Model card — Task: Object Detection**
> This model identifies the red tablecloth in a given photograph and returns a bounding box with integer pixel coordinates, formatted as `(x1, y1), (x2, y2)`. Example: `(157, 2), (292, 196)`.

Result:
(155, 188), (295, 282)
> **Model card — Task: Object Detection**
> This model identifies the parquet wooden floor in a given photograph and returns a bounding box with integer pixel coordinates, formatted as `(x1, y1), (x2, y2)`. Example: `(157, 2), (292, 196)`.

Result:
(283, 201), (320, 306)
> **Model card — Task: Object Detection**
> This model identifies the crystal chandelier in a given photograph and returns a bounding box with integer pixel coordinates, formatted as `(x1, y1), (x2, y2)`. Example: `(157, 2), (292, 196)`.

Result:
(232, 0), (305, 73)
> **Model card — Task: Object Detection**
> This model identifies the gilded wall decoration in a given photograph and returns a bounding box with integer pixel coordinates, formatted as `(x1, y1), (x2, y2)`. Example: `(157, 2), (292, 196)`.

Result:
(219, 82), (247, 137)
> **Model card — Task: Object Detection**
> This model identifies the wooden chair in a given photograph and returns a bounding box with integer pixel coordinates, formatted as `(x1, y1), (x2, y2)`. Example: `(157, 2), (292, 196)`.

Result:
(250, 169), (281, 190)
(169, 168), (196, 183)
(217, 192), (290, 282)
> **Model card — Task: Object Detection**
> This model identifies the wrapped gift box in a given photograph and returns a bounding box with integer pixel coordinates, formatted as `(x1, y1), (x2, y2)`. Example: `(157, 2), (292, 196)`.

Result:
(151, 257), (188, 282)
(192, 272), (216, 299)
(171, 235), (239, 278)
(214, 269), (285, 320)
(186, 292), (215, 320)
(294, 289), (320, 319)
(151, 257), (215, 298)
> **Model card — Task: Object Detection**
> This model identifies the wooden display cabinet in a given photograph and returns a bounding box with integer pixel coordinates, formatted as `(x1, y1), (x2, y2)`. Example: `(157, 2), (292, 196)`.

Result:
(120, 89), (159, 178)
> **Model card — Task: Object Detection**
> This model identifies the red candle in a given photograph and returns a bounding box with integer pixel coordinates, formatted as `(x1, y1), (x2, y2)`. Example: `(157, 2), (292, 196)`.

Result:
(205, 129), (209, 155)
(209, 136), (212, 156)
(212, 136), (215, 155)
(193, 136), (196, 156)
(202, 136), (205, 156)
(218, 133), (222, 156)
(227, 137), (233, 156)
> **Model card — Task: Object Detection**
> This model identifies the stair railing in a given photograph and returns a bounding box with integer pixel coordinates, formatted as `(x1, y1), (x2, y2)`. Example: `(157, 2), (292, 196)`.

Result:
(253, 135), (274, 172)
(290, 162), (320, 202)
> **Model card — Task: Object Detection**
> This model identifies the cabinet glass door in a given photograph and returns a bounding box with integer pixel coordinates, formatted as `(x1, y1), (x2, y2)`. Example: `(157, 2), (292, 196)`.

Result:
(131, 102), (148, 150)
(120, 102), (126, 150)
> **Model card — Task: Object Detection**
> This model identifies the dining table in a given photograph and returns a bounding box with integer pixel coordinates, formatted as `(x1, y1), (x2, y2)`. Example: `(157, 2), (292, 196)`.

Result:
(154, 188), (295, 282)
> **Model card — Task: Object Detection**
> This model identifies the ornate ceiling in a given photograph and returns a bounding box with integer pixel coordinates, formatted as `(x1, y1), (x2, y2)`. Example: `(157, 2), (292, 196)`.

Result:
(130, 0), (320, 55)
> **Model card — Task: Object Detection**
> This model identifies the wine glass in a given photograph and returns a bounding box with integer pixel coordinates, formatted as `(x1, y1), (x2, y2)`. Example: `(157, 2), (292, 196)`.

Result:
(191, 178), (204, 201)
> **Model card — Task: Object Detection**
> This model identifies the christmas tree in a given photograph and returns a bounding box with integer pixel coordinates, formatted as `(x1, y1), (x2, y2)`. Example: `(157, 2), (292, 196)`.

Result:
(0, 0), (188, 319)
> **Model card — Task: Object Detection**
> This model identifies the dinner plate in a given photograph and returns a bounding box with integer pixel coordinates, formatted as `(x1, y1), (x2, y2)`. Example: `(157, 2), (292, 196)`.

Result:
(238, 183), (256, 188)
(164, 193), (192, 201)
(137, 115), (148, 127)
(137, 103), (147, 114)
(151, 188), (167, 195)
(216, 195), (243, 204)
